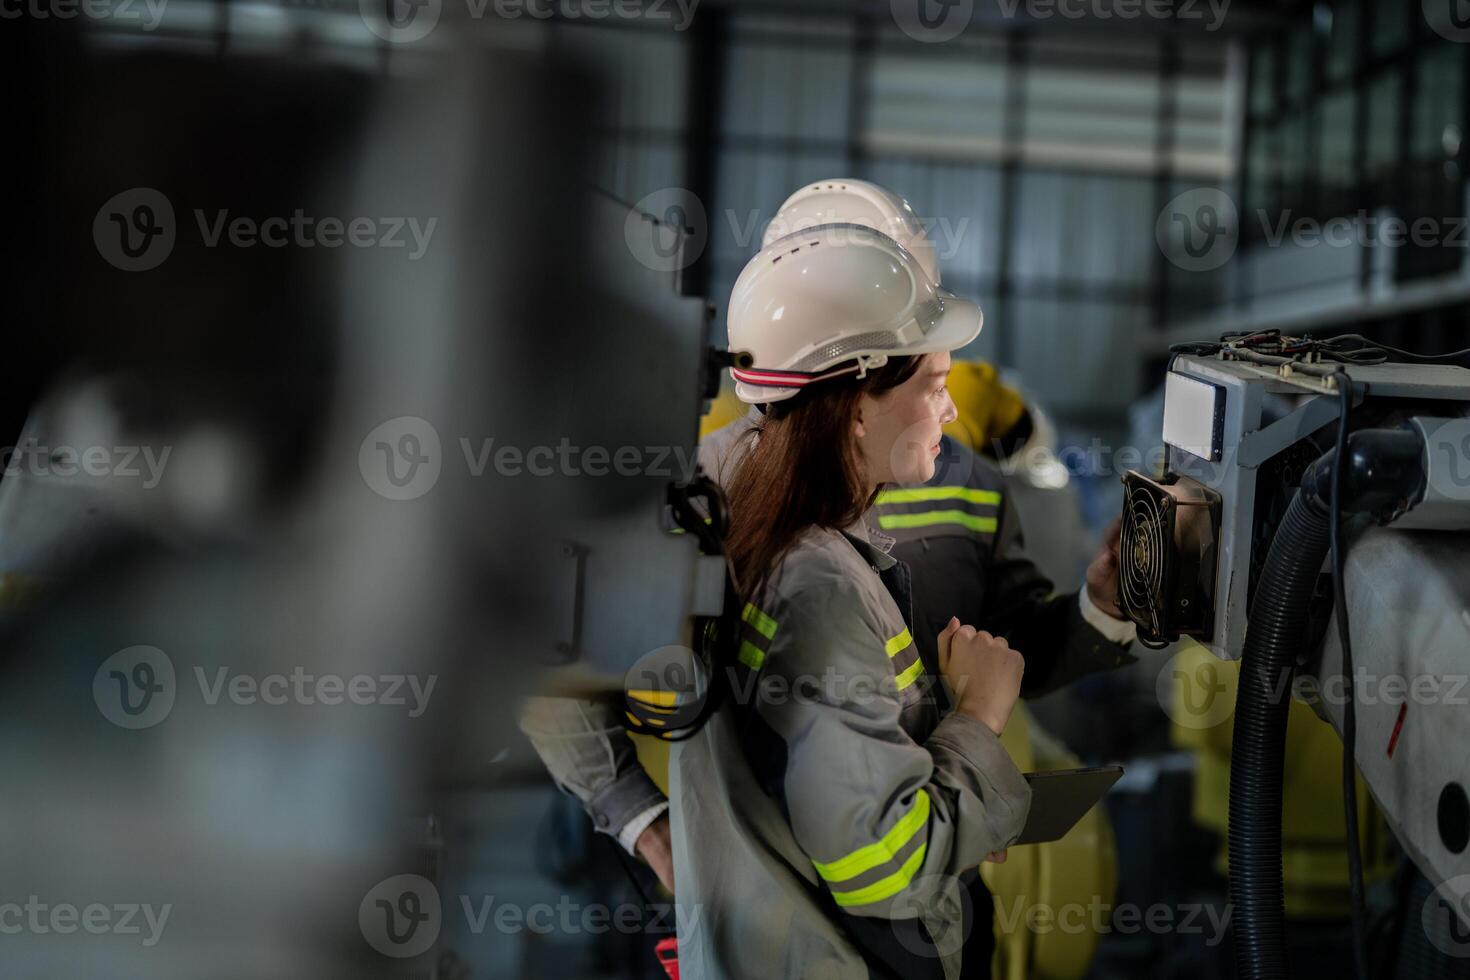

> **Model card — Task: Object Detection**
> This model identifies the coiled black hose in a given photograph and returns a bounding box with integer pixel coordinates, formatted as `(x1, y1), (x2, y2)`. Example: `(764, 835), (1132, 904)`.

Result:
(1228, 424), (1425, 980)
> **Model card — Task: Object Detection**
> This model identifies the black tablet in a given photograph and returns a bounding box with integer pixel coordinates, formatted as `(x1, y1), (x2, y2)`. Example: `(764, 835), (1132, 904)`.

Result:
(1013, 765), (1124, 845)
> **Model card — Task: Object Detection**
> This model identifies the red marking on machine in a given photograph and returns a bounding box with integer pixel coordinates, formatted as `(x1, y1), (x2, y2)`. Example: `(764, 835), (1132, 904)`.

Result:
(1386, 702), (1408, 758)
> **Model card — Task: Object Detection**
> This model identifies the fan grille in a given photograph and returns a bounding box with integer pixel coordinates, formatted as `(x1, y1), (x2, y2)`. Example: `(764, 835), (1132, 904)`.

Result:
(1120, 482), (1170, 638)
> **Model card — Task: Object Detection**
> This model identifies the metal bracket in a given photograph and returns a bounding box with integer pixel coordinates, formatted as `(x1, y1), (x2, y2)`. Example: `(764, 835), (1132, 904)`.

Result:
(1236, 385), (1364, 469)
(551, 540), (587, 664)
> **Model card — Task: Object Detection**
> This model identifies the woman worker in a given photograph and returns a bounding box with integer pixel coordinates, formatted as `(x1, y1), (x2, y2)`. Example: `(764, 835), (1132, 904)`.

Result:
(670, 221), (1032, 980)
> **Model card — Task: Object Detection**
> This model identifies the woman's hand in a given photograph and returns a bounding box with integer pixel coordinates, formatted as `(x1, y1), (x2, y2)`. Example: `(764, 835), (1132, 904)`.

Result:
(1085, 516), (1128, 620)
(936, 617), (1024, 736)
(635, 813), (675, 894)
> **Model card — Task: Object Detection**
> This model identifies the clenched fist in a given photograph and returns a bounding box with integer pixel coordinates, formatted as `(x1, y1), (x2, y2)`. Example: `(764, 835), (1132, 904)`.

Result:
(936, 618), (1025, 736)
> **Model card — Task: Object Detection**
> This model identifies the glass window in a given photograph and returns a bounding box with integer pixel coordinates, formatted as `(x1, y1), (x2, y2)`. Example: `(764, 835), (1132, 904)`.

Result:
(1414, 43), (1465, 165)
(1326, 0), (1358, 83)
(1285, 27), (1314, 106)
(1250, 43), (1278, 118)
(1319, 89), (1356, 196)
(1365, 69), (1402, 183)
(1371, 0), (1407, 59)
(1280, 111), (1312, 203)
(1246, 122), (1281, 224)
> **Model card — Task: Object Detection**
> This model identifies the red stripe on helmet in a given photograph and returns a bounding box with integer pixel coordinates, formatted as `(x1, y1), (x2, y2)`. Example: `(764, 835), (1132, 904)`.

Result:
(731, 367), (812, 386)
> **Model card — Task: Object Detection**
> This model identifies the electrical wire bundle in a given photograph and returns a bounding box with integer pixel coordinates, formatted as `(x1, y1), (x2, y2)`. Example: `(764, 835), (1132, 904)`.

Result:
(1172, 327), (1470, 368)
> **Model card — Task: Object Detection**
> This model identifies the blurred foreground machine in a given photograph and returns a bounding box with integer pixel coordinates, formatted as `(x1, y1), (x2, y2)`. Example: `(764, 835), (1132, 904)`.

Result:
(1116, 336), (1470, 977)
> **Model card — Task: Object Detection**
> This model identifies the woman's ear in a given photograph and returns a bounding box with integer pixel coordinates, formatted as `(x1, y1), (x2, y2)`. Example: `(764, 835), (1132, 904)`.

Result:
(852, 405), (867, 439)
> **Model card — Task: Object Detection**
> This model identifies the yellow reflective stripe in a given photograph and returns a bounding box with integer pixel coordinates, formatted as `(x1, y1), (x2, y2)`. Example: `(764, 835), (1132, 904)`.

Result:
(741, 603), (778, 640)
(628, 689), (679, 707)
(877, 510), (998, 534)
(875, 486), (1001, 506)
(812, 789), (931, 884)
(894, 657), (925, 691)
(737, 640), (766, 671)
(885, 628), (913, 657)
(830, 844), (928, 908)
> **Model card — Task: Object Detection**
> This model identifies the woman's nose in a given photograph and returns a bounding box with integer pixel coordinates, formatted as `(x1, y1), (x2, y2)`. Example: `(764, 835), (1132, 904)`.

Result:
(940, 391), (958, 425)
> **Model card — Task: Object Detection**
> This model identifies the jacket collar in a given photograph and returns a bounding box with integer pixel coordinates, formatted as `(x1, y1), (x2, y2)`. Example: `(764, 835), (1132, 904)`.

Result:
(841, 515), (898, 571)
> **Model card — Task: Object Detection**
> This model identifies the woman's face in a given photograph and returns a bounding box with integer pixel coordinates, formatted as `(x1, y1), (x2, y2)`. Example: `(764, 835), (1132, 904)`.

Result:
(855, 352), (958, 488)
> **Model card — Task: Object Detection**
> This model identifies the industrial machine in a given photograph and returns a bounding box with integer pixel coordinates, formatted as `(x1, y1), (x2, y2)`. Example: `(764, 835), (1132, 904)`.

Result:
(1117, 331), (1470, 977)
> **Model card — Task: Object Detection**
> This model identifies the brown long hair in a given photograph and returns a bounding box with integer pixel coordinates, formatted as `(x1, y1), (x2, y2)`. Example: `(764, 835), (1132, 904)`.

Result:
(725, 356), (920, 604)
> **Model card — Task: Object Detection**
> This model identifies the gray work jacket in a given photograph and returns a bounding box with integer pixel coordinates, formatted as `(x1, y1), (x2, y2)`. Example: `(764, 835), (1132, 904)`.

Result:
(518, 412), (1136, 977)
(670, 517), (1031, 980)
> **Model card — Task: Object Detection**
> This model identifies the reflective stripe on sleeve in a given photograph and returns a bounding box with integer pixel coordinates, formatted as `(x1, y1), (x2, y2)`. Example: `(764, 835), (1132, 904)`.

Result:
(812, 789), (932, 907)
(885, 627), (923, 691)
(738, 602), (779, 670)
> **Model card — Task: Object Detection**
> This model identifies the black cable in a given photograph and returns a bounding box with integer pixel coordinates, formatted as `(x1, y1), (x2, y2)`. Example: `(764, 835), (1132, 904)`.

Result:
(1330, 370), (1370, 979)
(1328, 333), (1470, 365)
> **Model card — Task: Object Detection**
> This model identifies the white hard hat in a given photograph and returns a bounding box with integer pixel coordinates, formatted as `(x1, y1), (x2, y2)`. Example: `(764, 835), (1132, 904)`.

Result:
(761, 178), (941, 285)
(728, 224), (982, 405)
